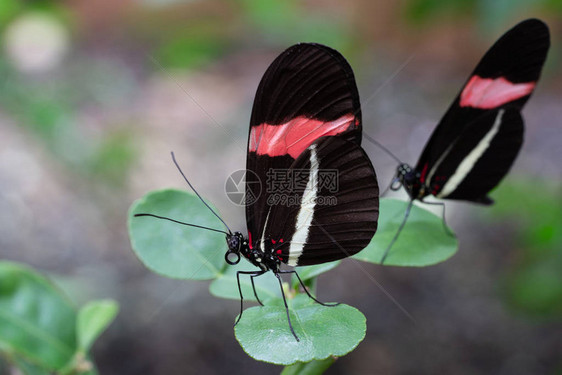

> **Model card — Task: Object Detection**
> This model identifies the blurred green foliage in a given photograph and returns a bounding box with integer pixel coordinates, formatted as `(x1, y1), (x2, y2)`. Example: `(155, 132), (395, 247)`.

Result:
(488, 181), (562, 318)
(139, 13), (231, 70)
(0, 262), (118, 374)
(0, 54), (137, 188)
(240, 0), (355, 53)
(0, 0), (70, 30)
(404, 0), (556, 32)
(0, 0), (22, 25)
(87, 130), (136, 186)
(405, 0), (474, 23)
(142, 0), (358, 70)
(156, 36), (225, 69)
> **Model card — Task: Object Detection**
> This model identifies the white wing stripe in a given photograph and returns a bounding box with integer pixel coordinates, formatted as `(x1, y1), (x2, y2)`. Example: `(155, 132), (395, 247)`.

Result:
(287, 145), (319, 266)
(437, 109), (504, 198)
(426, 142), (455, 188)
(260, 208), (271, 251)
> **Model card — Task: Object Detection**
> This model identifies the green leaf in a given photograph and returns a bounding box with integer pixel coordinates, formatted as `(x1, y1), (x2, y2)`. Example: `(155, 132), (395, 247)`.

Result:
(76, 300), (118, 353)
(128, 189), (226, 279)
(235, 294), (366, 365)
(0, 262), (76, 371)
(209, 263), (280, 302)
(291, 261), (340, 290)
(354, 198), (458, 266)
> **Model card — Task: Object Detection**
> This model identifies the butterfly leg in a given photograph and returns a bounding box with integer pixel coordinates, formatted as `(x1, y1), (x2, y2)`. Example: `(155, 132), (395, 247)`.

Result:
(234, 270), (266, 326)
(275, 272), (299, 342)
(250, 272), (266, 306)
(420, 200), (455, 237)
(380, 199), (415, 265)
(278, 269), (339, 307)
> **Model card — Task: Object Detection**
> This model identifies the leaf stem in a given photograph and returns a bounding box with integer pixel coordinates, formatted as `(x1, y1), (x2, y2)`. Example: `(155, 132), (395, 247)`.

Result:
(281, 357), (336, 375)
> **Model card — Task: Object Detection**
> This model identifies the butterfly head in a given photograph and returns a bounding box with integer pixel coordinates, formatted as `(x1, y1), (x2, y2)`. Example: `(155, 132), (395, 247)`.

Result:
(393, 163), (414, 186)
(393, 163), (421, 197)
(225, 231), (245, 265)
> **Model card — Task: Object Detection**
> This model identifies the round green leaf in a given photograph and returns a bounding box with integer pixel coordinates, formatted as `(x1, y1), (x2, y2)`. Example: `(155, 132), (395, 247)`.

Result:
(354, 198), (458, 266)
(209, 263), (280, 302)
(234, 294), (366, 365)
(76, 300), (119, 353)
(128, 189), (226, 279)
(0, 262), (76, 371)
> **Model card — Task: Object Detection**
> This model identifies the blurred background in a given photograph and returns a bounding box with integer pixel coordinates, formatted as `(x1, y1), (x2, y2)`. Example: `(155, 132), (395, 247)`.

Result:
(1, 0), (561, 374)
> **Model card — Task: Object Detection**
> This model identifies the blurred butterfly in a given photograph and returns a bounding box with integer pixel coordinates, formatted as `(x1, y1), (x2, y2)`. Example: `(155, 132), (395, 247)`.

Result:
(381, 19), (550, 263)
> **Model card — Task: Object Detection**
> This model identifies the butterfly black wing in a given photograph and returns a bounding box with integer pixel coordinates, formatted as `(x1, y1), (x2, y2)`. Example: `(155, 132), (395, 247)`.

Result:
(422, 108), (523, 203)
(258, 136), (379, 266)
(246, 43), (363, 248)
(414, 19), (549, 202)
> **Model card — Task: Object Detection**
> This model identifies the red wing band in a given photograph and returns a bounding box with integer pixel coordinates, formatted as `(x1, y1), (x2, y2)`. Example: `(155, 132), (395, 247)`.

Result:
(460, 76), (535, 109)
(249, 114), (356, 159)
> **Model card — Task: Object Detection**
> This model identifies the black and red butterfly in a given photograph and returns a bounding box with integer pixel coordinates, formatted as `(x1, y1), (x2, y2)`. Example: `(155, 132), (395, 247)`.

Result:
(138, 43), (379, 341)
(381, 18), (550, 262)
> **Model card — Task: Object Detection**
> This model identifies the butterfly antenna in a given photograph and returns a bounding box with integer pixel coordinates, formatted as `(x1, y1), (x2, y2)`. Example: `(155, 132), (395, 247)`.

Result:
(363, 133), (403, 164)
(380, 199), (414, 265)
(171, 152), (232, 234)
(134, 213), (229, 235)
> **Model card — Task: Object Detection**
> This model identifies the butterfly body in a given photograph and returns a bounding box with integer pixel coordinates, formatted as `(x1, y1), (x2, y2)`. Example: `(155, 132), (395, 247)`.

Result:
(391, 19), (549, 205)
(378, 19), (550, 263)
(224, 43), (379, 340)
(226, 231), (279, 272)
